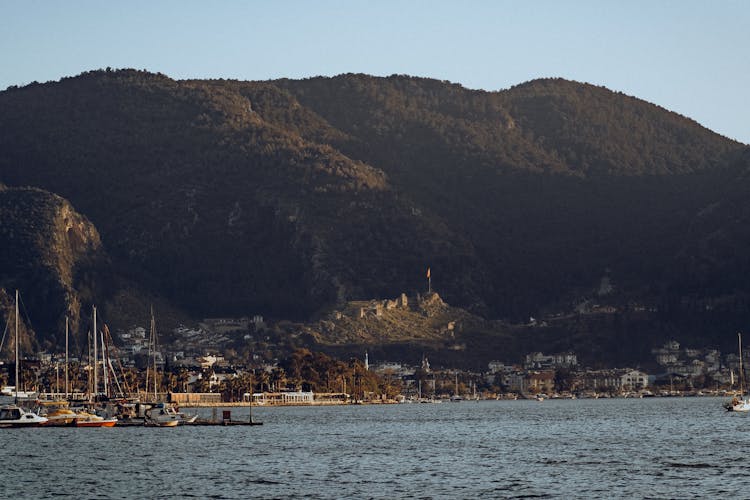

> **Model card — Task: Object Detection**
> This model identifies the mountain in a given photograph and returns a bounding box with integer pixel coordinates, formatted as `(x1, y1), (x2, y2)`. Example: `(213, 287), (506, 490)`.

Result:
(232, 74), (747, 320)
(0, 69), (748, 360)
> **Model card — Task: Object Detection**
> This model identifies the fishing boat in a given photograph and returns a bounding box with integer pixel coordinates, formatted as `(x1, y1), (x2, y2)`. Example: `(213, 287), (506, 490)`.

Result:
(0, 290), (47, 428)
(724, 333), (750, 412)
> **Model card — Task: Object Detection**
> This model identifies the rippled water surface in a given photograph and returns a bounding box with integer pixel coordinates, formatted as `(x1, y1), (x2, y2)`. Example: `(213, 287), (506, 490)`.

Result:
(2, 398), (745, 498)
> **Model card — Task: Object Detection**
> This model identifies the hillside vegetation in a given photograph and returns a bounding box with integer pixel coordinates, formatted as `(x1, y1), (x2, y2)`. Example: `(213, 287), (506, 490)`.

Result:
(0, 69), (748, 361)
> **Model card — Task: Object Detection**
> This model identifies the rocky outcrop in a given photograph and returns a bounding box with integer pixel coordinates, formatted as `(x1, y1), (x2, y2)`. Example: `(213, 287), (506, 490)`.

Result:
(0, 186), (106, 349)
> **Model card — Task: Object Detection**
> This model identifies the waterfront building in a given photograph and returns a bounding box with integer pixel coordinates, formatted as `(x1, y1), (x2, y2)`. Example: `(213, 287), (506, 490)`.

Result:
(251, 391), (314, 405)
(526, 370), (555, 394)
(619, 369), (649, 390)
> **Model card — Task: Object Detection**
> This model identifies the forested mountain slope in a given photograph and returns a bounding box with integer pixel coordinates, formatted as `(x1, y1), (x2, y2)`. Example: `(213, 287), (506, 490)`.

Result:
(0, 69), (747, 355)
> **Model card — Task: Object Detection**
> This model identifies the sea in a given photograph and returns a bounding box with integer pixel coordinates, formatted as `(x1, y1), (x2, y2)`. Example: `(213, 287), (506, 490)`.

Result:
(1, 397), (743, 499)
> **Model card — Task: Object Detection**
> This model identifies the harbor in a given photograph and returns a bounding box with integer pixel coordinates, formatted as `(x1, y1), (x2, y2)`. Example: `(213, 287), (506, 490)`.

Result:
(0, 398), (740, 499)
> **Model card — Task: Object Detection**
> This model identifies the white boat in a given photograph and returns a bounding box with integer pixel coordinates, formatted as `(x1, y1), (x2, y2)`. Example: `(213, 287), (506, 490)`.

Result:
(725, 396), (750, 413)
(0, 291), (47, 428)
(725, 333), (750, 412)
(140, 311), (196, 426)
(450, 374), (462, 402)
(144, 402), (188, 426)
(0, 404), (48, 427)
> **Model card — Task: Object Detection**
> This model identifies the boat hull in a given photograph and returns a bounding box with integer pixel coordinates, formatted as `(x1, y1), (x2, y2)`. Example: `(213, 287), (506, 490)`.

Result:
(0, 404), (49, 427)
(146, 419), (179, 427)
(0, 421), (48, 428)
(75, 418), (117, 427)
(724, 400), (750, 412)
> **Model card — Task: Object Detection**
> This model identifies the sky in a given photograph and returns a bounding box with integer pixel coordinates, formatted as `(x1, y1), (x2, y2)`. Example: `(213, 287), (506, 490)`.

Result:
(2, 1), (748, 144)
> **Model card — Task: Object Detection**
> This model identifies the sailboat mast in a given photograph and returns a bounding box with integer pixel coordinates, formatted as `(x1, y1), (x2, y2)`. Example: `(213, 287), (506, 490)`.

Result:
(152, 309), (158, 401)
(93, 305), (98, 400)
(740, 332), (744, 397)
(101, 327), (108, 397)
(14, 289), (19, 402)
(65, 317), (69, 397)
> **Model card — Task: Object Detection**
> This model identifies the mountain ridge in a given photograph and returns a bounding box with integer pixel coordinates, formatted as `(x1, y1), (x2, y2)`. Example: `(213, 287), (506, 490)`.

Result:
(0, 69), (748, 361)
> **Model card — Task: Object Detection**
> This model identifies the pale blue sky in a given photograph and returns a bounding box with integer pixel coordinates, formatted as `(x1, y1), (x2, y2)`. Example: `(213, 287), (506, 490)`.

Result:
(2, 1), (748, 143)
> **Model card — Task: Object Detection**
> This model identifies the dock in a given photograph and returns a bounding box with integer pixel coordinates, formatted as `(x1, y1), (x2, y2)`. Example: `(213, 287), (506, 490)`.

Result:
(187, 409), (262, 426)
(189, 418), (263, 426)
(111, 410), (262, 427)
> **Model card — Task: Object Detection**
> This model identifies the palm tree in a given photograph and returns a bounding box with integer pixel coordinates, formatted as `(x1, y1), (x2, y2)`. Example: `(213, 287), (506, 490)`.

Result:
(270, 367), (286, 392)
(255, 369), (270, 393)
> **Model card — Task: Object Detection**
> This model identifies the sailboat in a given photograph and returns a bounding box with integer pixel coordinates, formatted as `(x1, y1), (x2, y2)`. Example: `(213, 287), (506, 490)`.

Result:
(71, 306), (117, 427)
(142, 308), (194, 426)
(0, 290), (48, 427)
(450, 373), (462, 402)
(724, 332), (750, 412)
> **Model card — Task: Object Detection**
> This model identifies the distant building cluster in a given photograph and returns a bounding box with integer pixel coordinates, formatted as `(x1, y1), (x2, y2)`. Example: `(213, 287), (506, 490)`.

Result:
(9, 290), (742, 403)
(651, 340), (727, 383)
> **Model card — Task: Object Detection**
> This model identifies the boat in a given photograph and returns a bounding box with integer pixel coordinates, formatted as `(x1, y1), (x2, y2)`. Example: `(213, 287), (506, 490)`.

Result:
(182, 412), (199, 423)
(140, 310), (195, 426)
(45, 408), (78, 426)
(724, 333), (750, 412)
(39, 400), (78, 426)
(450, 373), (462, 402)
(148, 419), (178, 427)
(0, 290), (47, 428)
(0, 404), (48, 428)
(73, 411), (117, 427)
(144, 402), (191, 426)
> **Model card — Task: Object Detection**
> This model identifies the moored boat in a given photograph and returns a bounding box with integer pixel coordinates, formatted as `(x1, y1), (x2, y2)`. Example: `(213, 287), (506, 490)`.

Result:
(724, 396), (750, 413)
(0, 291), (47, 428)
(73, 411), (117, 427)
(145, 417), (178, 427)
(725, 333), (750, 412)
(39, 400), (79, 426)
(0, 404), (49, 427)
(144, 402), (189, 426)
(45, 408), (78, 426)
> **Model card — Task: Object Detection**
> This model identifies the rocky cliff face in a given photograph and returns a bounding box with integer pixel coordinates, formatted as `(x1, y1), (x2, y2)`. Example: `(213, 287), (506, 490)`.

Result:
(0, 186), (105, 350)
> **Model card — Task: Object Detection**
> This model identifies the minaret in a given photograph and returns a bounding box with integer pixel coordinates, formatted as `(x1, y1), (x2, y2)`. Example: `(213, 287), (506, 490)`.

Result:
(364, 351), (369, 371)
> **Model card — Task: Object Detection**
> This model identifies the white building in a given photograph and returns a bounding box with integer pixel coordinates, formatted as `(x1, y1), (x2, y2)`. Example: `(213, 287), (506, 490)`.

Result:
(250, 391), (315, 405)
(488, 361), (515, 374)
(619, 369), (649, 390)
(524, 351), (577, 369)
